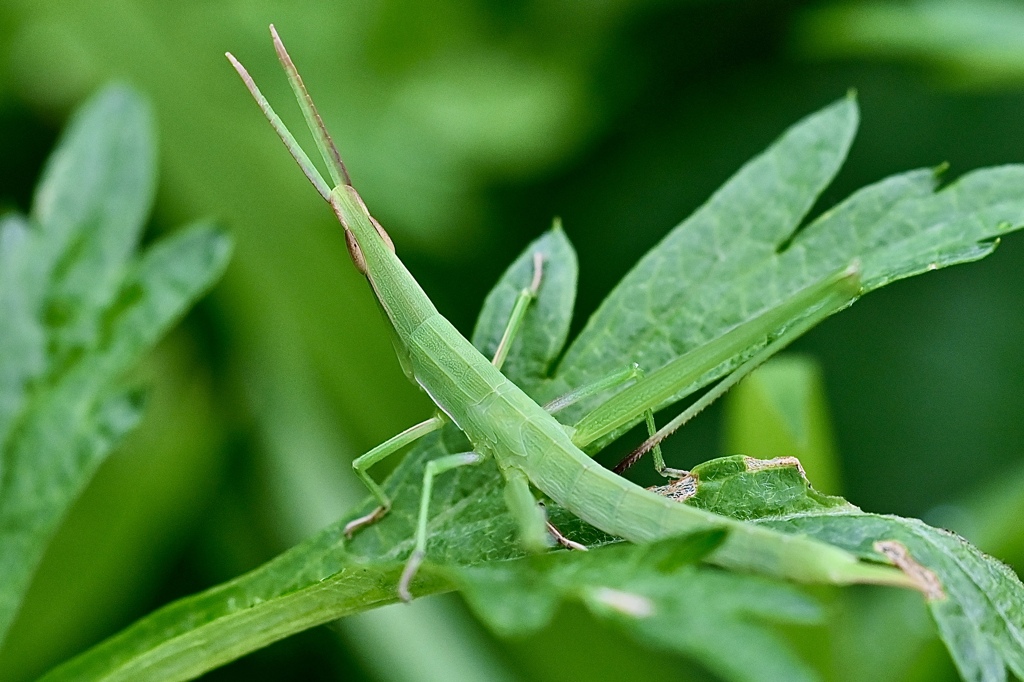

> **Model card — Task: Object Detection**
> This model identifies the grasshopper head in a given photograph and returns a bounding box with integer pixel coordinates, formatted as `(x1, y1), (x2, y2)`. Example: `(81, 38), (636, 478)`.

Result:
(329, 185), (395, 277)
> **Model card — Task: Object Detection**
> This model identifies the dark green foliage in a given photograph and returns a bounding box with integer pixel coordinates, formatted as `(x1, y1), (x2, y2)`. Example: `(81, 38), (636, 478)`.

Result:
(798, 0), (1024, 87)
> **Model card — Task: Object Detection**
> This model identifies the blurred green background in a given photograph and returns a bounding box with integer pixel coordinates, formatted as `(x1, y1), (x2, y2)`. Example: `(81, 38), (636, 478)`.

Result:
(2, 1), (1024, 680)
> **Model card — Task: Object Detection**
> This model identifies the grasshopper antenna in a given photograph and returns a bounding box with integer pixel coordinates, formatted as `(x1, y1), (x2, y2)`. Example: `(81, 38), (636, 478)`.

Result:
(226, 43), (333, 200)
(229, 25), (395, 275)
(269, 24), (351, 188)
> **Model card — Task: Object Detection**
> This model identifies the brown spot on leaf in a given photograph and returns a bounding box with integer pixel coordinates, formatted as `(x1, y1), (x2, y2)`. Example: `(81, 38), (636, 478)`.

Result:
(648, 472), (698, 502)
(874, 540), (945, 601)
(743, 456), (807, 479)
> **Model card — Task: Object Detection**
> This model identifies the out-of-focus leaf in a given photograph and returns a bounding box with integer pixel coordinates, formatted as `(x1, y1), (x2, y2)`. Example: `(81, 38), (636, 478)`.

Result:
(0, 85), (231, 646)
(0, 336), (225, 682)
(797, 0), (1024, 89)
(723, 355), (842, 494)
(684, 455), (1024, 682)
(457, 531), (823, 682)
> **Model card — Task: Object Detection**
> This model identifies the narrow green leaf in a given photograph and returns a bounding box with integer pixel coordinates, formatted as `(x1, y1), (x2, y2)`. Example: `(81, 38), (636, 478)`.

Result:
(30, 84), (157, 365)
(0, 215), (45, 450)
(38, 519), (447, 682)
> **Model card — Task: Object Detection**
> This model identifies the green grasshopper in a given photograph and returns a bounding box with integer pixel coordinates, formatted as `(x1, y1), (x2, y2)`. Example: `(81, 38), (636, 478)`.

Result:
(228, 26), (914, 601)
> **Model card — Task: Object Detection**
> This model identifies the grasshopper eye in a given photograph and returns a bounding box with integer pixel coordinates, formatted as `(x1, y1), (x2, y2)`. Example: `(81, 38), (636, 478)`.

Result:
(344, 231), (368, 276)
(370, 216), (395, 253)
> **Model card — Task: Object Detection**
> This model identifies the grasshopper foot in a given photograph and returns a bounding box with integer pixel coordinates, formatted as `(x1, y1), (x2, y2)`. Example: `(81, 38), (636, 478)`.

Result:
(546, 520), (588, 551)
(344, 505), (388, 538)
(398, 549), (426, 602)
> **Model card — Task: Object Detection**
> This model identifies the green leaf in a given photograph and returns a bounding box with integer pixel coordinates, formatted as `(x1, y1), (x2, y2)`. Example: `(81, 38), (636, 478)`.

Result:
(0, 214), (45, 450)
(457, 531), (824, 682)
(546, 96), (860, 412)
(685, 455), (1024, 682)
(37, 522), (442, 682)
(797, 0), (1024, 88)
(0, 85), (231, 647)
(48, 96), (1024, 681)
(31, 84), (158, 368)
(546, 97), (1024, 449)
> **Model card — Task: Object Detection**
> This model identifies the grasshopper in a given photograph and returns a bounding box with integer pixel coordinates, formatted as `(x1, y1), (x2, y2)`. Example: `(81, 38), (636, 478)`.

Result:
(228, 26), (913, 601)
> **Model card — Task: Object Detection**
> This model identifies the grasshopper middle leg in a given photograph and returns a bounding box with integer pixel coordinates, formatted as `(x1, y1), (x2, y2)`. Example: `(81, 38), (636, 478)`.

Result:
(398, 451), (484, 602)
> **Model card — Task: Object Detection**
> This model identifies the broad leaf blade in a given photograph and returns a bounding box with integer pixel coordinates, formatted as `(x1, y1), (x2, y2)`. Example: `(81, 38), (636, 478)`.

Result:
(553, 96), (859, 414)
(550, 98), (1024, 449)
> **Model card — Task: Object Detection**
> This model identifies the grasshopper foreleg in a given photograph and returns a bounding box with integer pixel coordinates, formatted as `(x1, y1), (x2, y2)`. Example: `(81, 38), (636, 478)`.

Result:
(491, 252), (544, 371)
(345, 415), (446, 538)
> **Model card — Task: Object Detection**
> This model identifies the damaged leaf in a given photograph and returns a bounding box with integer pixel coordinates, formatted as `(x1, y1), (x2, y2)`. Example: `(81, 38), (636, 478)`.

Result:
(685, 455), (1024, 682)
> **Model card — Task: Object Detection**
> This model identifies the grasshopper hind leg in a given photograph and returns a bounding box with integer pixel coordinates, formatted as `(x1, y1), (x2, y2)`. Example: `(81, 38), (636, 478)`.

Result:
(545, 364), (687, 480)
